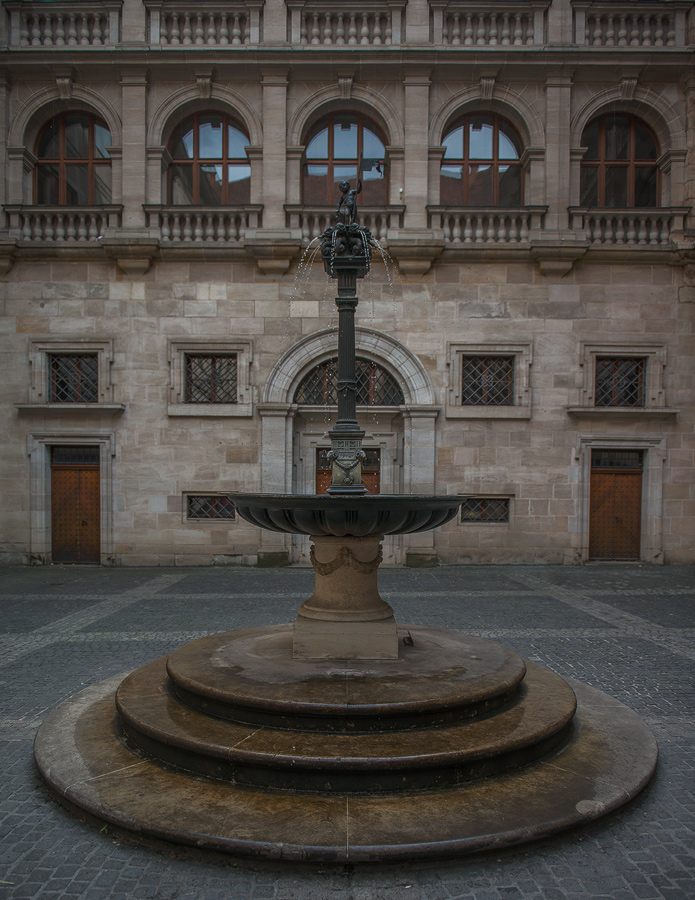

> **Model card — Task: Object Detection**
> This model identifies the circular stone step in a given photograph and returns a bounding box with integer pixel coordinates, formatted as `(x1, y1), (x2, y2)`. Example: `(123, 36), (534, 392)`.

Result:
(116, 656), (577, 793)
(165, 625), (528, 731)
(34, 671), (658, 862)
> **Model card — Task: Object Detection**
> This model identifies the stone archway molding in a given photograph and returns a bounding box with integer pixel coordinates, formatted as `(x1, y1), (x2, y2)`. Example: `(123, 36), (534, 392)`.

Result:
(262, 327), (436, 406)
(9, 86), (123, 148)
(288, 85), (404, 147)
(429, 85), (545, 149)
(570, 87), (686, 151)
(147, 84), (263, 147)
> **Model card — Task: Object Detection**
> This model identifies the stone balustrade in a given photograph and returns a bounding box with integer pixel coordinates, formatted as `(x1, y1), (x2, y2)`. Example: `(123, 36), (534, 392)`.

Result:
(569, 208), (688, 246)
(146, 206), (263, 242)
(433, 3), (548, 47)
(287, 1), (406, 46)
(286, 206), (404, 245)
(429, 208), (546, 244)
(5, 206), (122, 242)
(6, 1), (120, 46)
(573, 2), (689, 48)
(146, 1), (263, 46)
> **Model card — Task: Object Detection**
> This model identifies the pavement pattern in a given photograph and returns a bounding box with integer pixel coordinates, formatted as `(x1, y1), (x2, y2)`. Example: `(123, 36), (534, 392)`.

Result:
(0, 564), (693, 900)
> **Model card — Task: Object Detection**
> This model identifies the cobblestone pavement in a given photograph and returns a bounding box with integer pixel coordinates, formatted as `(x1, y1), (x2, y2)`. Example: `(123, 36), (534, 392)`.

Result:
(1, 564), (693, 900)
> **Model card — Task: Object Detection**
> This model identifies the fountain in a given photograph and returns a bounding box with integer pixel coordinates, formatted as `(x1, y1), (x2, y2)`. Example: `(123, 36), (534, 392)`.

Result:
(34, 182), (657, 862)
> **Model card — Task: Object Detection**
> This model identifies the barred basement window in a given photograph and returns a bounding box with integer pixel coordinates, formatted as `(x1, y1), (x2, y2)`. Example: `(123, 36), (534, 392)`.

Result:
(461, 357), (514, 406)
(294, 358), (404, 406)
(595, 358), (645, 408)
(186, 495), (236, 520)
(185, 354), (238, 404)
(461, 498), (510, 523)
(49, 354), (99, 403)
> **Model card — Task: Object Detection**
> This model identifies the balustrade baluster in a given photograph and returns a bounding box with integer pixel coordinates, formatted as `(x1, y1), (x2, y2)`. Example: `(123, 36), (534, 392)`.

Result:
(379, 218), (387, 241)
(311, 13), (320, 44)
(66, 14), (77, 45)
(43, 15), (54, 46)
(93, 15), (104, 45)
(617, 16), (627, 46)
(497, 217), (507, 243)
(593, 16), (603, 46)
(183, 215), (193, 240)
(205, 15), (215, 45)
(442, 16), (449, 45)
(615, 219), (625, 244)
(489, 15), (498, 46)
(31, 15), (42, 45)
(160, 215), (170, 242)
(55, 216), (65, 240)
(323, 13), (334, 44)
(302, 217), (311, 243)
(642, 17), (652, 47)
(218, 14), (228, 44)
(31, 216), (42, 241)
(55, 15), (65, 46)
(172, 216), (182, 241)
(373, 14), (382, 44)
(513, 15), (523, 45)
(648, 219), (659, 244)
(301, 15), (308, 44)
(348, 13), (358, 44)
(193, 215), (203, 241)
(519, 216), (529, 242)
(630, 19), (640, 46)
(44, 215), (54, 241)
(660, 218), (670, 244)
(360, 15), (370, 45)
(637, 218), (647, 244)
(666, 18), (675, 45)
(88, 215), (98, 239)
(486, 217), (496, 242)
(67, 215), (76, 241)
(474, 217), (484, 243)
(508, 217), (518, 243)
(452, 217), (462, 243)
(232, 14), (242, 44)
(174, 13), (184, 44)
(336, 14), (345, 44)
(451, 14), (461, 45)
(77, 215), (88, 241)
(21, 216), (31, 241)
(464, 15), (474, 45)
(500, 14), (510, 45)
(193, 14), (204, 44)
(626, 218), (636, 244)
(654, 17), (664, 46)
(463, 216), (473, 243)
(202, 215), (212, 241)
(476, 15), (486, 45)
(605, 16), (615, 46)
(442, 218), (451, 243)
(525, 16), (533, 44)
(20, 15), (30, 46)
(312, 217), (322, 241)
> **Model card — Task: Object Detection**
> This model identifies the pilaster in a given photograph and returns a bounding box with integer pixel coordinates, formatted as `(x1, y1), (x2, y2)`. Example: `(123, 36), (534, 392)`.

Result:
(120, 68), (148, 231)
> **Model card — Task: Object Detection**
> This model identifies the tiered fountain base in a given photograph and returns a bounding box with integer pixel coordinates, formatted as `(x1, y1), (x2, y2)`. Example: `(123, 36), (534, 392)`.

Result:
(35, 622), (657, 861)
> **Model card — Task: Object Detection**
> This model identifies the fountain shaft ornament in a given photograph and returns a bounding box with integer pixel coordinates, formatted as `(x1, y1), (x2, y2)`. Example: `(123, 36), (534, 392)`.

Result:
(321, 178), (376, 495)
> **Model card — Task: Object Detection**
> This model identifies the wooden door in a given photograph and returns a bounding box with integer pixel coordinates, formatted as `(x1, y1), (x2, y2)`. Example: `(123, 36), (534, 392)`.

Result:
(51, 447), (101, 564)
(316, 448), (380, 494)
(589, 450), (642, 560)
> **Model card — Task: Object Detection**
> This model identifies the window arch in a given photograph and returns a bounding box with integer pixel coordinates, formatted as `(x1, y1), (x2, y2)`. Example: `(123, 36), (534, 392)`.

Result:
(440, 113), (523, 206)
(168, 112), (250, 205)
(302, 113), (387, 206)
(580, 113), (658, 207)
(294, 358), (404, 406)
(35, 113), (112, 205)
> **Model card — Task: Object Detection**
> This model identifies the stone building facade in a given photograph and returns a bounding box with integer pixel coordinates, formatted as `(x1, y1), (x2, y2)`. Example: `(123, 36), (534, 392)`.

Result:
(1, 0), (693, 566)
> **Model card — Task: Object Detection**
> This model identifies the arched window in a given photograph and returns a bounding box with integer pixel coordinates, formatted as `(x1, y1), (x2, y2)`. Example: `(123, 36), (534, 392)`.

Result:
(303, 113), (387, 206)
(35, 113), (112, 205)
(580, 114), (658, 207)
(168, 112), (250, 205)
(294, 358), (404, 406)
(440, 113), (523, 207)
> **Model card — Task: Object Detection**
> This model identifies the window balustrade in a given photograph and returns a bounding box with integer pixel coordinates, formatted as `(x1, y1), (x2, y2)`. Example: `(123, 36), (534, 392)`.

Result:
(569, 208), (688, 247)
(429, 208), (546, 246)
(286, 206), (403, 246)
(432, 2), (548, 47)
(573, 2), (689, 48)
(287, 1), (406, 46)
(6, 1), (120, 47)
(5, 206), (122, 243)
(146, 0), (263, 46)
(145, 206), (262, 243)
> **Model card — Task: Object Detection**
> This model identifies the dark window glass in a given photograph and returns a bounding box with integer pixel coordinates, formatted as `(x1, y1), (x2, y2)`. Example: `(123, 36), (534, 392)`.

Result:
(185, 354), (238, 404)
(51, 446), (100, 465)
(440, 114), (523, 207)
(461, 357), (514, 406)
(49, 354), (99, 403)
(35, 113), (112, 205)
(591, 449), (643, 469)
(168, 113), (250, 205)
(461, 498), (510, 523)
(594, 357), (645, 408)
(580, 114), (659, 208)
(294, 358), (404, 406)
(187, 495), (236, 519)
(301, 113), (387, 206)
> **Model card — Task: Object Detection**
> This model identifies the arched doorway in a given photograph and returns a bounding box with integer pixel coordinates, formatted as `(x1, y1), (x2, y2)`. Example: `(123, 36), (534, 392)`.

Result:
(259, 328), (439, 565)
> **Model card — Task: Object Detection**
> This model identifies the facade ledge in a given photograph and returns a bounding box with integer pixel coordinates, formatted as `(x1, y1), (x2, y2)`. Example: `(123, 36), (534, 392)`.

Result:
(167, 404), (253, 417)
(566, 407), (679, 418)
(15, 403), (126, 413)
(445, 406), (531, 420)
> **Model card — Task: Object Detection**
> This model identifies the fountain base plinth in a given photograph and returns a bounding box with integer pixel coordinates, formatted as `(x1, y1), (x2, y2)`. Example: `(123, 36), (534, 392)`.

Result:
(294, 534), (398, 660)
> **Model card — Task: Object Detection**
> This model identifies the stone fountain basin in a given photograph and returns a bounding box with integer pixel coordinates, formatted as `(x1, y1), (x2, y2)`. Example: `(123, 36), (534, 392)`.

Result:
(227, 493), (464, 537)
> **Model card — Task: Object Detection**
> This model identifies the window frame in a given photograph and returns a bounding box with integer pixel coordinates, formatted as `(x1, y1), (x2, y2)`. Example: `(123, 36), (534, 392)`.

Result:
(167, 111), (251, 206)
(293, 356), (405, 407)
(579, 113), (660, 209)
(24, 339), (117, 408)
(301, 112), (388, 207)
(184, 493), (237, 523)
(460, 497), (512, 526)
(446, 343), (532, 419)
(168, 339), (253, 417)
(568, 343), (674, 416)
(34, 112), (112, 206)
(440, 112), (524, 207)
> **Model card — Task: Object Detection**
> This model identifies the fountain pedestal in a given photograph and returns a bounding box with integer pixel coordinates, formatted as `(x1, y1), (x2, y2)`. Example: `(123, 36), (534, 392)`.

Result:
(293, 534), (398, 659)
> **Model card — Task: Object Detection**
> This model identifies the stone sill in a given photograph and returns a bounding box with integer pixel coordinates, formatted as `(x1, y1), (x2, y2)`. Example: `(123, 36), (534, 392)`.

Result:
(566, 407), (679, 417)
(167, 404), (253, 417)
(15, 403), (125, 413)
(445, 406), (531, 419)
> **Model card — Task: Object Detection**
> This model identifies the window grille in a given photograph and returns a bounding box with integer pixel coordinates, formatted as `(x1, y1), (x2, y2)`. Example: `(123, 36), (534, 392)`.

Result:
(461, 498), (510, 523)
(51, 446), (100, 465)
(461, 357), (514, 406)
(580, 114), (658, 208)
(35, 112), (112, 206)
(187, 495), (236, 520)
(185, 354), (238, 404)
(591, 450), (643, 470)
(49, 354), (99, 403)
(294, 358), (404, 406)
(595, 358), (645, 408)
